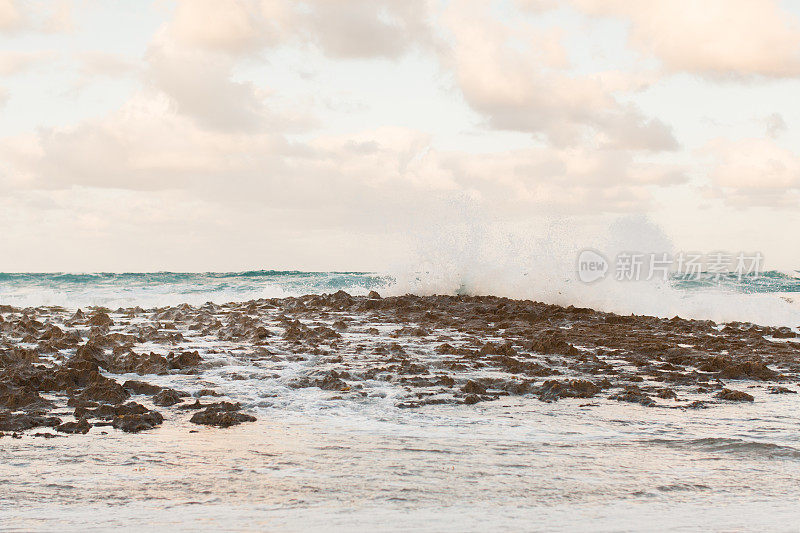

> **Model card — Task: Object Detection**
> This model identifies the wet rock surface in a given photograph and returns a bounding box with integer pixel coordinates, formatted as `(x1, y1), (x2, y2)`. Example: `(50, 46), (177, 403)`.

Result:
(0, 293), (798, 437)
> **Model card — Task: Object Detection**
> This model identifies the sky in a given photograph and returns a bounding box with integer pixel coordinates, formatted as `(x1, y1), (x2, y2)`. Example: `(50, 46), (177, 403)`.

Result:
(1, 0), (800, 273)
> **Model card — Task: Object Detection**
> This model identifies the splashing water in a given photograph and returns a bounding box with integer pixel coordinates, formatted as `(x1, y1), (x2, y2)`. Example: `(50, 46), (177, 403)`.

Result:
(0, 268), (799, 328)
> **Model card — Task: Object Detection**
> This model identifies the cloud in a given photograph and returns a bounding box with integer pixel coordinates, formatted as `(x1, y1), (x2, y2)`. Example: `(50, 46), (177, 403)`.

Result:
(435, 145), (685, 213)
(299, 0), (434, 59)
(0, 0), (72, 34)
(41, 0), (72, 33)
(440, 2), (677, 151)
(145, 45), (276, 133)
(77, 51), (139, 78)
(0, 0), (22, 31)
(1, 85), (684, 218)
(167, 0), (289, 56)
(0, 50), (56, 76)
(164, 0), (434, 60)
(1, 91), (291, 191)
(705, 138), (800, 207)
(568, 0), (800, 79)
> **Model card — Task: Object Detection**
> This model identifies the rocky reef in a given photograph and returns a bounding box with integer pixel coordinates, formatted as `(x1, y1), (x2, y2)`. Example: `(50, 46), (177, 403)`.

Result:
(1, 292), (798, 437)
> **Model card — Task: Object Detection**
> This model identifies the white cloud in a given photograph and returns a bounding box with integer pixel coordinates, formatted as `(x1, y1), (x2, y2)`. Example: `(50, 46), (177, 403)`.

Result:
(145, 45), (275, 133)
(568, 0), (800, 79)
(77, 51), (139, 78)
(705, 138), (800, 207)
(440, 2), (677, 151)
(1, 85), (684, 218)
(0, 0), (22, 31)
(167, 0), (289, 55)
(0, 50), (55, 75)
(299, 0), (434, 59)
(164, 0), (434, 59)
(1, 0), (797, 270)
(0, 0), (72, 34)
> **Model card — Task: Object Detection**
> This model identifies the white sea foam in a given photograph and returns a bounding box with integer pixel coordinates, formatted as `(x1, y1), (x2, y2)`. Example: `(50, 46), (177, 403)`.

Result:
(385, 214), (800, 327)
(1, 216), (798, 326)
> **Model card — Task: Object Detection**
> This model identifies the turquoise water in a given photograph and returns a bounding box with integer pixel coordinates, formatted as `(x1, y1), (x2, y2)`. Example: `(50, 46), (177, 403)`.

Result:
(0, 271), (393, 308)
(671, 270), (800, 293)
(0, 269), (798, 326)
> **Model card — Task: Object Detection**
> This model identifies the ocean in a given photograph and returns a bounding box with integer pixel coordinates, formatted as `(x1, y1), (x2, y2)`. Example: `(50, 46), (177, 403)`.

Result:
(1, 269), (799, 325)
(1, 271), (799, 531)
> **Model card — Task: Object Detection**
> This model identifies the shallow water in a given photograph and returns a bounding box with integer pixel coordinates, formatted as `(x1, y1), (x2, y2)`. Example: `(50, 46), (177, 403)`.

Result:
(2, 280), (800, 531)
(3, 394), (799, 531)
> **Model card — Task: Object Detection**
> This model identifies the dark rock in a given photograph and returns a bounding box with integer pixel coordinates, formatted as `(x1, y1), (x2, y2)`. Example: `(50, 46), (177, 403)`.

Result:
(56, 418), (91, 434)
(75, 379), (130, 404)
(716, 388), (754, 402)
(0, 411), (61, 432)
(75, 401), (149, 420)
(538, 379), (601, 401)
(767, 386), (797, 394)
(526, 330), (580, 355)
(168, 350), (202, 370)
(461, 380), (486, 395)
(253, 326), (272, 339)
(610, 385), (655, 406)
(194, 389), (223, 397)
(123, 380), (163, 395)
(88, 312), (114, 327)
(189, 407), (256, 427)
(316, 371), (348, 391)
(463, 394), (480, 405)
(112, 410), (164, 433)
(656, 388), (678, 400)
(700, 356), (781, 381)
(153, 388), (184, 406)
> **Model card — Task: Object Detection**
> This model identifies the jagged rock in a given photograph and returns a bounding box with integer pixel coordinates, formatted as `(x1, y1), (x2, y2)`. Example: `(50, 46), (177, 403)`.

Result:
(167, 350), (201, 370)
(716, 388), (754, 402)
(316, 370), (348, 391)
(56, 418), (91, 434)
(112, 410), (164, 433)
(88, 312), (114, 327)
(610, 385), (655, 406)
(461, 380), (486, 395)
(189, 403), (256, 427)
(74, 379), (130, 405)
(538, 379), (601, 402)
(0, 411), (60, 432)
(153, 388), (185, 406)
(123, 380), (163, 395)
(768, 386), (797, 394)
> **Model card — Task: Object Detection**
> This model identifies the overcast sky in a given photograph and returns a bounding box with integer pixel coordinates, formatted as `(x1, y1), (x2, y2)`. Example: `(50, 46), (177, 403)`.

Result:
(1, 0), (800, 272)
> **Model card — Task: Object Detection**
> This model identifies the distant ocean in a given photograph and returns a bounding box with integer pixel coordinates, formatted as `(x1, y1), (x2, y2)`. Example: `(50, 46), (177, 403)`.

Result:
(1, 269), (799, 327)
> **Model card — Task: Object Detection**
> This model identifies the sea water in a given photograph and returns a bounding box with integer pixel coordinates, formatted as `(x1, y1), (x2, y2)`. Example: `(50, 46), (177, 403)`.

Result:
(0, 271), (799, 531)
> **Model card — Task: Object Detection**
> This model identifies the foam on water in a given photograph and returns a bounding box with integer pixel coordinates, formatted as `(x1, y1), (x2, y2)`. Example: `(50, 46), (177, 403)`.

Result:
(1, 270), (799, 530)
(1, 268), (799, 327)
